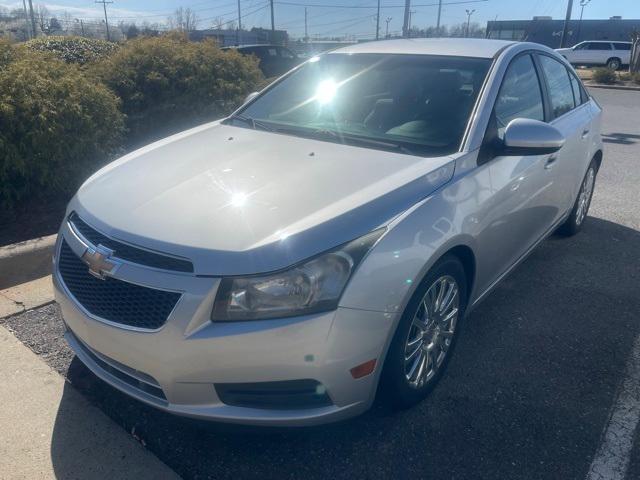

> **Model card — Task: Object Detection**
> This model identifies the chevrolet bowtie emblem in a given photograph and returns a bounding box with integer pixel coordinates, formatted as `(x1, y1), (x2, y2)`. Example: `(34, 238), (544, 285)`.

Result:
(81, 245), (117, 280)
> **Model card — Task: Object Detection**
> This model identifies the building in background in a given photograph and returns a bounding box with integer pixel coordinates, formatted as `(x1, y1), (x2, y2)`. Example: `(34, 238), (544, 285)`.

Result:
(486, 16), (640, 48)
(190, 27), (288, 46)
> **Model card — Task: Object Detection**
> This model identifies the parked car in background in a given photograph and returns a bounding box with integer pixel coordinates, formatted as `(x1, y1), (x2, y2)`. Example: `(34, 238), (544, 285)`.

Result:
(222, 44), (300, 77)
(54, 38), (602, 426)
(556, 40), (631, 70)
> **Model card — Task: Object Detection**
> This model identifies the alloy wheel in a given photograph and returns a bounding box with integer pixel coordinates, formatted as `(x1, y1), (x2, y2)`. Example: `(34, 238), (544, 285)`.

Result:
(403, 275), (459, 389)
(575, 167), (595, 226)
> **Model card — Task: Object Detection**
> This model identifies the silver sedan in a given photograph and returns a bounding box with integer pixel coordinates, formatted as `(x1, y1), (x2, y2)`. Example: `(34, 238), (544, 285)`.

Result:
(54, 38), (602, 426)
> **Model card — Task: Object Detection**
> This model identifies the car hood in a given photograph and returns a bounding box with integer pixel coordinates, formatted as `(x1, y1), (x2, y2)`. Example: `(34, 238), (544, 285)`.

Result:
(70, 121), (455, 275)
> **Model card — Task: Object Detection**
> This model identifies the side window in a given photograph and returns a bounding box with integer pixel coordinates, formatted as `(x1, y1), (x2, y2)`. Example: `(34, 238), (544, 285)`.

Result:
(588, 43), (611, 50)
(568, 70), (584, 106)
(613, 43), (631, 51)
(574, 43), (587, 50)
(539, 55), (576, 118)
(279, 48), (295, 59)
(494, 54), (545, 130)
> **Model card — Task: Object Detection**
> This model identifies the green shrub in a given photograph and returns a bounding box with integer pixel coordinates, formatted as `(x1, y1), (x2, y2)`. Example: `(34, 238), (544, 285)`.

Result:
(0, 38), (16, 68)
(0, 51), (125, 209)
(592, 67), (617, 85)
(632, 72), (640, 85)
(93, 33), (263, 144)
(25, 36), (119, 65)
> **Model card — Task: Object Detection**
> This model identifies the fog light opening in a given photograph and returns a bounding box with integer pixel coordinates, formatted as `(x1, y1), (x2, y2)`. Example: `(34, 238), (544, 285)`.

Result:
(350, 359), (377, 379)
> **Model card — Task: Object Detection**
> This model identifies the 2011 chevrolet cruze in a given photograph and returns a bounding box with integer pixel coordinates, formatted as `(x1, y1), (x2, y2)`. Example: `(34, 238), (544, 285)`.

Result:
(54, 38), (603, 426)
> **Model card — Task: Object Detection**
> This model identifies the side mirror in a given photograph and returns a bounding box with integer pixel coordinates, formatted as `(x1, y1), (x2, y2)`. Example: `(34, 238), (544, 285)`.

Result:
(503, 118), (565, 155)
(244, 91), (259, 104)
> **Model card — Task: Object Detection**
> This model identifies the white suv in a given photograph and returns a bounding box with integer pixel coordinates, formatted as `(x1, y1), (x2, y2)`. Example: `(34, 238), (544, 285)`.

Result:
(556, 40), (632, 70)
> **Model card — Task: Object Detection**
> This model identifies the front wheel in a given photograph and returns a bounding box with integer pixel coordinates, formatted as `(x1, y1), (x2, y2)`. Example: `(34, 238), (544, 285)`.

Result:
(379, 254), (467, 409)
(557, 160), (597, 236)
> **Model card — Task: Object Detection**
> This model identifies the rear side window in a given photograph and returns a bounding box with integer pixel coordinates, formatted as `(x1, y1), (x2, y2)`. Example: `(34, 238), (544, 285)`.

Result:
(587, 43), (612, 50)
(494, 55), (545, 129)
(539, 55), (575, 118)
(613, 43), (631, 50)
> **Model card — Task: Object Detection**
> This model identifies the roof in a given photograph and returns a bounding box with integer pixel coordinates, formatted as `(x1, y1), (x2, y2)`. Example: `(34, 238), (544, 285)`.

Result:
(330, 38), (515, 58)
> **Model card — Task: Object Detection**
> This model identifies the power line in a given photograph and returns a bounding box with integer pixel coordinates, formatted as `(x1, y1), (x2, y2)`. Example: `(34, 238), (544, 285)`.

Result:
(275, 0), (488, 8)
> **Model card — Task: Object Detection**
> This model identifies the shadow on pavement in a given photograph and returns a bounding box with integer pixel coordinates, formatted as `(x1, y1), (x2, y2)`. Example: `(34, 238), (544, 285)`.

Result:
(50, 216), (640, 480)
(602, 132), (640, 145)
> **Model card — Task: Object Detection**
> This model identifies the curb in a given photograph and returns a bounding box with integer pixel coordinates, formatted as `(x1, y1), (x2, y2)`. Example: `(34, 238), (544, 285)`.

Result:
(586, 83), (640, 91)
(0, 235), (57, 290)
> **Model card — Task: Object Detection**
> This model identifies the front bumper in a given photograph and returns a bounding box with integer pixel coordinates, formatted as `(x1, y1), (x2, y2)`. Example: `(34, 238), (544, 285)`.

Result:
(53, 223), (397, 426)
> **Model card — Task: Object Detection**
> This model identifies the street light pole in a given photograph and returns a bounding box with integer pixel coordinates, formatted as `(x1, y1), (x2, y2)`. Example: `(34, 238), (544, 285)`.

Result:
(576, 0), (591, 43)
(436, 0), (443, 32)
(465, 9), (475, 37)
(385, 17), (392, 38)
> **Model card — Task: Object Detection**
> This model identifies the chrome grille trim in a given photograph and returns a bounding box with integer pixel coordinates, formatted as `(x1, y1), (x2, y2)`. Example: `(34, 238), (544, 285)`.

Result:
(68, 212), (194, 273)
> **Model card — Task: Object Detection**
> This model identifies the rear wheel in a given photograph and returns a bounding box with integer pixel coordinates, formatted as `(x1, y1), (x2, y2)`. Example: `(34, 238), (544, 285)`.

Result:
(557, 159), (597, 236)
(380, 254), (467, 409)
(606, 57), (621, 70)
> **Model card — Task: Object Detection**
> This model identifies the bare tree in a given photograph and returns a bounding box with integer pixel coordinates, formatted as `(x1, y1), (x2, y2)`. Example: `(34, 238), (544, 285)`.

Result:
(212, 16), (225, 30)
(630, 31), (640, 74)
(168, 6), (198, 32)
(35, 4), (50, 33)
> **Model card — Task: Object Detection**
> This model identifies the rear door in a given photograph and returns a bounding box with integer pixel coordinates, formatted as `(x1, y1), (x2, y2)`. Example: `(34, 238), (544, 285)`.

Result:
(536, 54), (593, 215)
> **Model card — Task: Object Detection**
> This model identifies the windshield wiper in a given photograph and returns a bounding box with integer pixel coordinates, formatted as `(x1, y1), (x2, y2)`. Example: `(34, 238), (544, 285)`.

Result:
(225, 115), (275, 132)
(309, 129), (419, 156)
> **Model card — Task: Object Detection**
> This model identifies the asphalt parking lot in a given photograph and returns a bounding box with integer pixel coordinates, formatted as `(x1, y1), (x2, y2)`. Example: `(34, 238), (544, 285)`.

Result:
(2, 87), (639, 480)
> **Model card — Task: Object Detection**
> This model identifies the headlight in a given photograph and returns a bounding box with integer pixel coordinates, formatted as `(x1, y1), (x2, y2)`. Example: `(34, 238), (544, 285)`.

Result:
(211, 229), (385, 321)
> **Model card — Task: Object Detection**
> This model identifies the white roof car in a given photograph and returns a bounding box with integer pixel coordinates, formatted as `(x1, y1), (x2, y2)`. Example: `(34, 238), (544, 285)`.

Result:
(556, 40), (632, 70)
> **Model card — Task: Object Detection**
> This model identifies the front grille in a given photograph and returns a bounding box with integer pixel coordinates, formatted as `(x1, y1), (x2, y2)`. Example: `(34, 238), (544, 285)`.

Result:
(69, 213), (193, 273)
(58, 240), (181, 330)
(70, 330), (166, 401)
(216, 379), (333, 410)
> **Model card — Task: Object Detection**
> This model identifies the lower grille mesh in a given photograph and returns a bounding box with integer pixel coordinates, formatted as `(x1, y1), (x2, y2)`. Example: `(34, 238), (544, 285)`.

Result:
(58, 240), (181, 330)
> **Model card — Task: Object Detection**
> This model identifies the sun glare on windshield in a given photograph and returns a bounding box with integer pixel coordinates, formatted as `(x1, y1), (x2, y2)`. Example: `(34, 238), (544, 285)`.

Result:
(314, 79), (338, 105)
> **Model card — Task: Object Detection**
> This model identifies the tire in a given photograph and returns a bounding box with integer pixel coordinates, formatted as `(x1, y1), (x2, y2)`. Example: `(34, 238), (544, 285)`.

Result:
(379, 254), (468, 409)
(557, 159), (597, 237)
(606, 58), (621, 70)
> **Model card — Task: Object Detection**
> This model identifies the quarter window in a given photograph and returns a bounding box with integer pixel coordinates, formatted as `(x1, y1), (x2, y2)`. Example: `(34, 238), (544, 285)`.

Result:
(494, 55), (544, 129)
(539, 55), (575, 118)
(568, 70), (585, 106)
(613, 43), (631, 51)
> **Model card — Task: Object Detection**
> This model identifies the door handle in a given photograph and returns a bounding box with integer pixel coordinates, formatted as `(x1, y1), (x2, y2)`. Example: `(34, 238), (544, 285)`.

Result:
(582, 129), (590, 139)
(544, 155), (557, 170)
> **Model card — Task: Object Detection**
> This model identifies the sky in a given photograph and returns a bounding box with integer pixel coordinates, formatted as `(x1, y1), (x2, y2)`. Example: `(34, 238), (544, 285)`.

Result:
(2, 0), (640, 38)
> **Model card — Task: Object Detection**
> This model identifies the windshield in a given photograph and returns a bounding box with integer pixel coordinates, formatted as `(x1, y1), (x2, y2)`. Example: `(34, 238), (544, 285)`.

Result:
(227, 53), (491, 156)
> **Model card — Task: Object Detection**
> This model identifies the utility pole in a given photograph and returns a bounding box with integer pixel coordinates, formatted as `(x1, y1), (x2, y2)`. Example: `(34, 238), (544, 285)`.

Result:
(465, 9), (475, 37)
(408, 10), (416, 36)
(270, 0), (275, 32)
(80, 19), (85, 36)
(27, 0), (36, 38)
(304, 7), (308, 41)
(376, 0), (380, 40)
(237, 0), (242, 45)
(21, 0), (31, 39)
(402, 0), (411, 38)
(95, 0), (113, 41)
(436, 0), (442, 32)
(560, 0), (574, 48)
(576, 0), (590, 43)
(385, 17), (392, 38)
